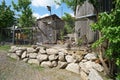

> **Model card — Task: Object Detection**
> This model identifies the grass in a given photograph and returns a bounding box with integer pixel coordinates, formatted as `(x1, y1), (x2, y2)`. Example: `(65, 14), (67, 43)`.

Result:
(29, 63), (44, 71)
(0, 44), (30, 51)
(0, 45), (10, 51)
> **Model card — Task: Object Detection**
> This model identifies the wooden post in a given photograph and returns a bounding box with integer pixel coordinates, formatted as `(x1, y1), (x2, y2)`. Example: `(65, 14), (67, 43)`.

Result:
(12, 25), (15, 45)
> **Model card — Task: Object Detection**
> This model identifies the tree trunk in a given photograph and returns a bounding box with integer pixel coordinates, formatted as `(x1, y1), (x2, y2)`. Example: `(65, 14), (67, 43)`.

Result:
(98, 32), (110, 75)
(99, 49), (110, 75)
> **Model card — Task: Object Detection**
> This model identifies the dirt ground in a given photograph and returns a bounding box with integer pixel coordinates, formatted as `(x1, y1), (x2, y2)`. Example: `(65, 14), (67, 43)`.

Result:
(0, 50), (81, 80)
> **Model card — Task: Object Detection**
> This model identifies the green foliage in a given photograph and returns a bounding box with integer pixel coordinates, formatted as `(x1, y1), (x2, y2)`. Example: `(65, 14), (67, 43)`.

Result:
(55, 0), (84, 12)
(91, 0), (120, 78)
(0, 45), (10, 51)
(62, 13), (75, 35)
(58, 0), (98, 12)
(60, 30), (64, 40)
(12, 0), (35, 28)
(77, 38), (82, 46)
(0, 0), (15, 41)
(116, 73), (120, 80)
(61, 0), (82, 12)
(0, 0), (15, 28)
(91, 12), (120, 58)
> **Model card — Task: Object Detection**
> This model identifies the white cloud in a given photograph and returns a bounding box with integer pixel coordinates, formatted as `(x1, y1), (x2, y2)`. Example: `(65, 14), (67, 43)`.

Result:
(31, 0), (60, 8)
(33, 13), (41, 19)
(33, 13), (49, 19)
(40, 14), (49, 18)
(70, 13), (75, 17)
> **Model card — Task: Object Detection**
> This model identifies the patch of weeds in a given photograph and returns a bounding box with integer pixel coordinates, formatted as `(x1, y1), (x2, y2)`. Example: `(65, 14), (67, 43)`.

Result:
(0, 45), (10, 51)
(116, 73), (120, 80)
(29, 63), (44, 71)
(34, 65), (44, 71)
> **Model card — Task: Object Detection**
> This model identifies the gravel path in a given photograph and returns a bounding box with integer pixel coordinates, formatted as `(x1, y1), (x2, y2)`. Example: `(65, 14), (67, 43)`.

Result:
(0, 50), (81, 80)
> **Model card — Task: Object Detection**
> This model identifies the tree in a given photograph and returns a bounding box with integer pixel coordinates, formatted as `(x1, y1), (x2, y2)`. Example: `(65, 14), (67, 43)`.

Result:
(12, 0), (35, 28)
(0, 0), (15, 41)
(91, 0), (120, 79)
(55, 0), (85, 12)
(0, 0), (15, 28)
(60, 0), (119, 79)
(57, 0), (98, 14)
(62, 13), (75, 35)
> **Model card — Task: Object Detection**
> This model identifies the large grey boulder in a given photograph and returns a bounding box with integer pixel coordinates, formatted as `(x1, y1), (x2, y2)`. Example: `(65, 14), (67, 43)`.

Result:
(46, 48), (58, 55)
(15, 50), (23, 56)
(91, 62), (104, 72)
(65, 55), (76, 63)
(79, 61), (96, 73)
(22, 58), (28, 62)
(41, 61), (53, 68)
(27, 48), (37, 53)
(81, 59), (88, 63)
(11, 46), (17, 49)
(48, 54), (58, 61)
(28, 53), (37, 59)
(80, 71), (88, 80)
(21, 51), (27, 59)
(58, 52), (65, 61)
(73, 54), (83, 62)
(79, 61), (104, 74)
(37, 54), (48, 62)
(18, 47), (27, 50)
(35, 46), (40, 50)
(28, 59), (39, 65)
(88, 69), (103, 80)
(52, 61), (58, 67)
(9, 46), (18, 53)
(39, 49), (46, 54)
(66, 63), (80, 74)
(57, 61), (68, 69)
(58, 48), (68, 54)
(32, 45), (38, 49)
(84, 53), (97, 60)
(9, 53), (19, 60)
(9, 46), (26, 53)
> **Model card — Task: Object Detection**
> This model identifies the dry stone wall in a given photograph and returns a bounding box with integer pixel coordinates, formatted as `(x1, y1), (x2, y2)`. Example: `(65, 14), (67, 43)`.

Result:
(8, 45), (104, 80)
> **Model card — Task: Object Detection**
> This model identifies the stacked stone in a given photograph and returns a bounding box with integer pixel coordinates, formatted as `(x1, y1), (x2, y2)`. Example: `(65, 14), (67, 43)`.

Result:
(8, 45), (104, 80)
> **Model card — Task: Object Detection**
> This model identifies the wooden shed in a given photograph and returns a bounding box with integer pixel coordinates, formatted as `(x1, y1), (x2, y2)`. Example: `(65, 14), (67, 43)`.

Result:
(75, 0), (97, 44)
(34, 14), (64, 44)
(75, 0), (113, 44)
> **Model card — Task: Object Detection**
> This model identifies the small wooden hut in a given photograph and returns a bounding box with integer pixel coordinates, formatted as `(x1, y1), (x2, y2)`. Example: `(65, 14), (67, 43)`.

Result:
(34, 14), (64, 44)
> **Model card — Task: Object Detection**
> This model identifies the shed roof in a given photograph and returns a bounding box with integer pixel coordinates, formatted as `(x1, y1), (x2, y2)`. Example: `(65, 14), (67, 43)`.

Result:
(76, 14), (96, 21)
(37, 14), (63, 21)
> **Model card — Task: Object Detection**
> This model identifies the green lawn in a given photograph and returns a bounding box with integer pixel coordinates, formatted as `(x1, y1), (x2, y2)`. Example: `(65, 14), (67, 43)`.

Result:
(0, 45), (10, 51)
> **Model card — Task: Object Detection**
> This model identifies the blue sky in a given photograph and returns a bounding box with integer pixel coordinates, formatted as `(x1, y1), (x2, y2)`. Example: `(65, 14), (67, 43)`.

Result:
(0, 0), (74, 19)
